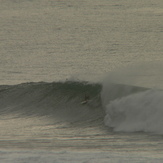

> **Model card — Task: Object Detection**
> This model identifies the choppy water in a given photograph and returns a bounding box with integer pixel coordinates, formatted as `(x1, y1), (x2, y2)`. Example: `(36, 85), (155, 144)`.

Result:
(0, 0), (163, 162)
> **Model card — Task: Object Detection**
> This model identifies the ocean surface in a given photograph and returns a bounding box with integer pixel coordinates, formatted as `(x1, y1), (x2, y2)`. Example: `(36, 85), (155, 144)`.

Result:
(0, 0), (163, 162)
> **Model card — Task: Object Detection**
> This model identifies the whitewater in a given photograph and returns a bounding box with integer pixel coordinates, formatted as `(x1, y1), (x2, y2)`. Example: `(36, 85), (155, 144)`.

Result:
(0, 0), (163, 162)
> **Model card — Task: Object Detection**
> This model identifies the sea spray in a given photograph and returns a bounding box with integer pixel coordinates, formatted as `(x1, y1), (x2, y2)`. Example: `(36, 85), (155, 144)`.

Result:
(105, 61), (163, 89)
(104, 89), (163, 134)
(101, 61), (163, 134)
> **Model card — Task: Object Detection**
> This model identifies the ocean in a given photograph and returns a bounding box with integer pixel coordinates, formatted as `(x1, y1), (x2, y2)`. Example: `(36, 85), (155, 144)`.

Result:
(0, 0), (163, 162)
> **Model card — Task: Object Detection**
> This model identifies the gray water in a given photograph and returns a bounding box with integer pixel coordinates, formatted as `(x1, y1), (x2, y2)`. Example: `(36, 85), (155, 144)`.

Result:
(0, 0), (162, 85)
(0, 0), (163, 162)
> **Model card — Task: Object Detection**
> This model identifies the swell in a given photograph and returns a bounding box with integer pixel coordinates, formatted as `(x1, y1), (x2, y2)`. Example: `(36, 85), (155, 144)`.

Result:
(0, 81), (103, 125)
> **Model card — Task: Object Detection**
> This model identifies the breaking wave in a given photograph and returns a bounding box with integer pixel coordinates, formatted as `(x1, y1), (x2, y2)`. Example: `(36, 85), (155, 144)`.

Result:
(102, 82), (163, 134)
(0, 81), (103, 126)
(1, 79), (163, 134)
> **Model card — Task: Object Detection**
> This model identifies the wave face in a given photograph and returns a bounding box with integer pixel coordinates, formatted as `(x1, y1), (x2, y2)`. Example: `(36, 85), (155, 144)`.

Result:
(0, 81), (103, 125)
(101, 82), (163, 134)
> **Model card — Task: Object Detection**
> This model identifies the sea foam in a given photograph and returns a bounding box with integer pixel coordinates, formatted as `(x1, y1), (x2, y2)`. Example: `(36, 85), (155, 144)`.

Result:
(103, 89), (163, 134)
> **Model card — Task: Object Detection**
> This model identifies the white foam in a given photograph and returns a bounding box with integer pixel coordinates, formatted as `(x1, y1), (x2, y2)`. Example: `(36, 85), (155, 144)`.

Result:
(104, 89), (163, 134)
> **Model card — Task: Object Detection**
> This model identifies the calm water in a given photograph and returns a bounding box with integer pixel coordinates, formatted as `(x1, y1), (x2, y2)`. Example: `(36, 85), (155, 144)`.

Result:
(0, 0), (163, 162)
(0, 0), (162, 85)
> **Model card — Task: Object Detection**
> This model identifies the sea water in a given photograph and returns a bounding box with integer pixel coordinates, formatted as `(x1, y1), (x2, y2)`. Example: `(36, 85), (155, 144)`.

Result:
(0, 0), (163, 162)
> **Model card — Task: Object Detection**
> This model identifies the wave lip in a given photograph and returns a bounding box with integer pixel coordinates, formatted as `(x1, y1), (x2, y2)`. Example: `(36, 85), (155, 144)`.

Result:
(104, 89), (163, 134)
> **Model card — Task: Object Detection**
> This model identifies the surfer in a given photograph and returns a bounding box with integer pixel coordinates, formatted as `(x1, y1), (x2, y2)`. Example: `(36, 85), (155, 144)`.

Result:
(81, 94), (90, 105)
(84, 94), (90, 101)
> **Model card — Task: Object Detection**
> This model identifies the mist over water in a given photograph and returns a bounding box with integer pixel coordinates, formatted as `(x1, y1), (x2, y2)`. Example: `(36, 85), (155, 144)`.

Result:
(104, 61), (163, 89)
(101, 61), (163, 134)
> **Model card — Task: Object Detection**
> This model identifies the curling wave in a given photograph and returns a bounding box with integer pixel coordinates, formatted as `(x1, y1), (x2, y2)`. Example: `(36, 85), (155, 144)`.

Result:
(1, 80), (163, 134)
(0, 81), (103, 125)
